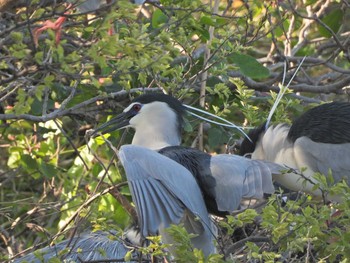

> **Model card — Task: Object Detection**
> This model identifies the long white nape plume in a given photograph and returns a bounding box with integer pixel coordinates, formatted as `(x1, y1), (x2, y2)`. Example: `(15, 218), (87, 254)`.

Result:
(184, 104), (252, 142)
(265, 56), (306, 130)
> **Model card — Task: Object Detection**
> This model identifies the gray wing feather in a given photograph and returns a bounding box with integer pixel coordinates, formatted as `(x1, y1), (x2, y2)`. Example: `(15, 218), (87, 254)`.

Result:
(13, 231), (134, 263)
(294, 137), (350, 183)
(246, 160), (280, 196)
(210, 155), (280, 212)
(119, 145), (215, 255)
(129, 179), (184, 235)
(244, 165), (263, 197)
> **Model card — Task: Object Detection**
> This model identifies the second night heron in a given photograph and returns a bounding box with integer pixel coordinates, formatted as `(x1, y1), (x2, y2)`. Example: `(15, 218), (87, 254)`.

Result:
(91, 93), (282, 255)
(239, 102), (350, 200)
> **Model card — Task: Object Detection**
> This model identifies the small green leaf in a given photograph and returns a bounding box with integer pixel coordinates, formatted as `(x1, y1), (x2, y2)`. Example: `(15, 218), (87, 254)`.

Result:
(200, 16), (227, 27)
(237, 208), (258, 223)
(195, 27), (210, 41)
(84, 26), (96, 32)
(305, 0), (318, 5)
(183, 117), (193, 132)
(318, 9), (344, 38)
(0, 60), (8, 69)
(152, 9), (168, 28)
(207, 127), (229, 148)
(34, 51), (44, 64)
(20, 154), (38, 173)
(228, 52), (269, 79)
(138, 72), (147, 85)
(38, 159), (58, 178)
(10, 32), (23, 42)
(200, 16), (216, 26)
(215, 17), (227, 26)
(124, 250), (133, 262)
(44, 75), (55, 86)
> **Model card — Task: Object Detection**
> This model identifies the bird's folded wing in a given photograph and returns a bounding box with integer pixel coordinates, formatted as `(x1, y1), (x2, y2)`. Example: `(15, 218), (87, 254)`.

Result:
(294, 137), (350, 184)
(210, 155), (280, 212)
(119, 145), (213, 239)
(245, 159), (280, 196)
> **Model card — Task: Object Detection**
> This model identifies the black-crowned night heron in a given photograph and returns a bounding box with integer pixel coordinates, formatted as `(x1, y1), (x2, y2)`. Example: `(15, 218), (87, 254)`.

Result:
(90, 93), (282, 255)
(240, 102), (350, 199)
(13, 93), (283, 261)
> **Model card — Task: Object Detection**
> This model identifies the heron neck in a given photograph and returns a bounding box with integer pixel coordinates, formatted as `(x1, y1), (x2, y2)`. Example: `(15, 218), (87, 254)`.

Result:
(252, 124), (292, 161)
(132, 124), (181, 150)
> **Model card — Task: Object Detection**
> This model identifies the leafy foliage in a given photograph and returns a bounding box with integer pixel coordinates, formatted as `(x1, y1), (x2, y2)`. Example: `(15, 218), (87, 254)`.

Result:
(0, 0), (349, 262)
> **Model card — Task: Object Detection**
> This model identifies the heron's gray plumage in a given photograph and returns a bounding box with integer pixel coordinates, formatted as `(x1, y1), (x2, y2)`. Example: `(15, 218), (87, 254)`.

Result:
(71, 0), (146, 13)
(92, 93), (279, 216)
(240, 102), (350, 198)
(159, 146), (278, 216)
(73, 0), (104, 13)
(13, 230), (139, 263)
(89, 93), (281, 255)
(293, 136), (350, 183)
(119, 144), (216, 256)
(209, 154), (278, 212)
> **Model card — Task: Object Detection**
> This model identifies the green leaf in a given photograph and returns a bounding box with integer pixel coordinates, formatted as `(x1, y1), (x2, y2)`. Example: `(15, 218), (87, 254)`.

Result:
(124, 250), (133, 262)
(305, 0), (318, 5)
(34, 51), (44, 64)
(66, 86), (96, 108)
(138, 72), (148, 85)
(318, 9), (344, 38)
(38, 159), (58, 178)
(183, 117), (193, 132)
(152, 9), (168, 28)
(10, 31), (23, 42)
(200, 16), (216, 26)
(84, 26), (96, 32)
(20, 154), (38, 173)
(237, 209), (258, 223)
(228, 52), (269, 79)
(215, 17), (228, 26)
(195, 27), (210, 41)
(207, 127), (229, 148)
(44, 75), (55, 86)
(200, 16), (227, 27)
(14, 89), (34, 114)
(31, 98), (55, 116)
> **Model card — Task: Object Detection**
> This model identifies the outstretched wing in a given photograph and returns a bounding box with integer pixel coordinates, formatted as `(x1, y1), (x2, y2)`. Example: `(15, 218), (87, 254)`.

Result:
(119, 145), (215, 255)
(210, 154), (280, 212)
(13, 231), (134, 263)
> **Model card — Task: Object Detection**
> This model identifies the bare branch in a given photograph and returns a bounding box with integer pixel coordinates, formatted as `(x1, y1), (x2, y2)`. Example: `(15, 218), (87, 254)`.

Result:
(0, 88), (161, 122)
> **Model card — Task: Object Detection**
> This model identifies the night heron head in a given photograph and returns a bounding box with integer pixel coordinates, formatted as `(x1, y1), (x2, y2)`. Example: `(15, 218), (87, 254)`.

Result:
(90, 93), (186, 149)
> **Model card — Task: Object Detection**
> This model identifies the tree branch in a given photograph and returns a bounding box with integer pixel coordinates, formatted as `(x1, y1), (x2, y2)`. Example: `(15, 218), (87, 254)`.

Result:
(0, 88), (161, 122)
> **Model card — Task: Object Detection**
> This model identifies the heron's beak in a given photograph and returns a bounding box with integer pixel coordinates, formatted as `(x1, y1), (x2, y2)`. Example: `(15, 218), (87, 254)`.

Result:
(89, 111), (133, 138)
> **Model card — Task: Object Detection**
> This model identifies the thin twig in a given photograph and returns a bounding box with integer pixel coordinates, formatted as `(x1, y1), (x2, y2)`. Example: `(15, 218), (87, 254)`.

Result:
(225, 236), (270, 256)
(50, 183), (127, 244)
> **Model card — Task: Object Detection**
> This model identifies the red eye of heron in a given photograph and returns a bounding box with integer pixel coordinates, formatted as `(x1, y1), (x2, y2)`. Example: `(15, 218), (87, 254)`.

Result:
(132, 104), (142, 112)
